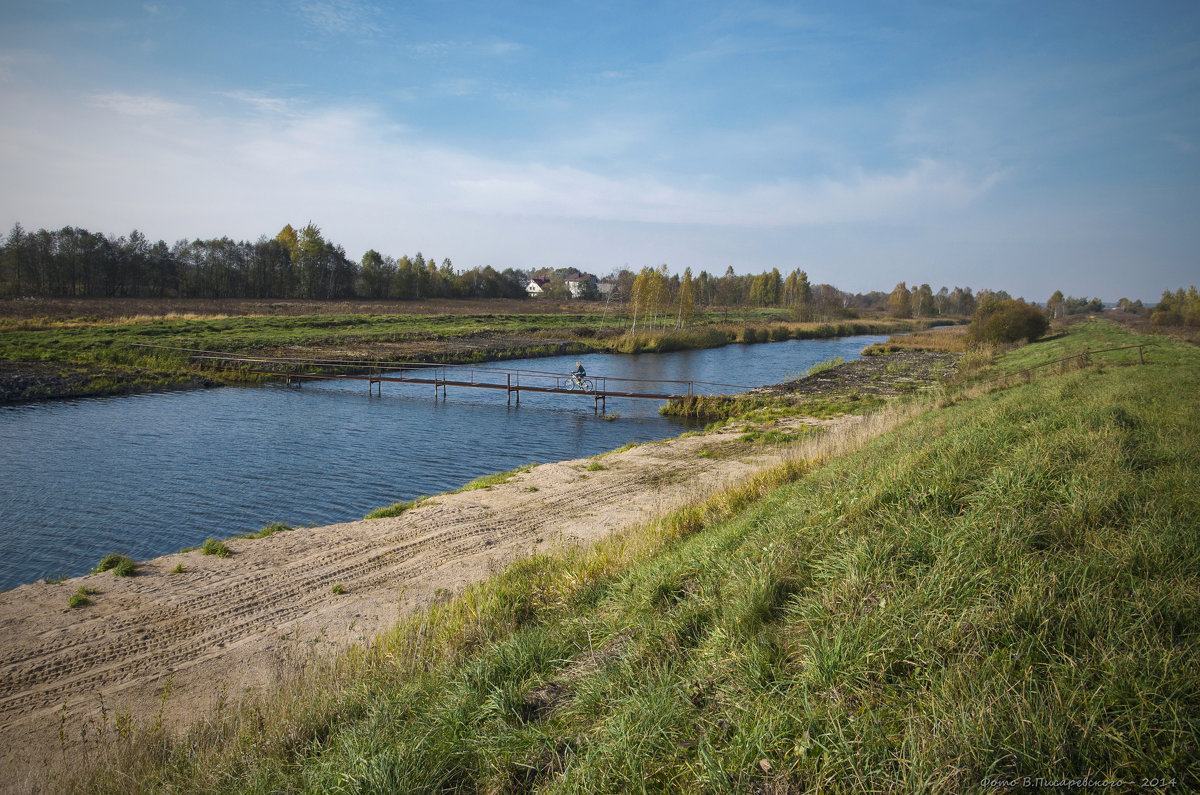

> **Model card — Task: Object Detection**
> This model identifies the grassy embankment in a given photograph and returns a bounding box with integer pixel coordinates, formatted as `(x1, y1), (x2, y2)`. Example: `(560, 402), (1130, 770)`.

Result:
(66, 318), (1199, 792)
(0, 301), (921, 402)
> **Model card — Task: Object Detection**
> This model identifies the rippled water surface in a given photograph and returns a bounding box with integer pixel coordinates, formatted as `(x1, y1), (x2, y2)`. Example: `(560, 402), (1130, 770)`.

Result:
(0, 335), (885, 590)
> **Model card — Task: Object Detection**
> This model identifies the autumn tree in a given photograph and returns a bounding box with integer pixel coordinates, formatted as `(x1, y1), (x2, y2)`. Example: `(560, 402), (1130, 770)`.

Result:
(887, 282), (912, 317)
(274, 224), (299, 261)
(911, 283), (936, 318)
(676, 267), (695, 327)
(1047, 290), (1064, 320)
(784, 269), (813, 321)
(630, 265), (670, 331)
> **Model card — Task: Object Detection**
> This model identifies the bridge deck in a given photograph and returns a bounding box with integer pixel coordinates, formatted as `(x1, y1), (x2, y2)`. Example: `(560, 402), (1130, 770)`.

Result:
(130, 345), (756, 406)
(251, 369), (680, 400)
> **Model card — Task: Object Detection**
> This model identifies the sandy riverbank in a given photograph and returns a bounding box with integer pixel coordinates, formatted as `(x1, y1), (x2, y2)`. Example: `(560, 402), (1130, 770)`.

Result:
(0, 413), (850, 791)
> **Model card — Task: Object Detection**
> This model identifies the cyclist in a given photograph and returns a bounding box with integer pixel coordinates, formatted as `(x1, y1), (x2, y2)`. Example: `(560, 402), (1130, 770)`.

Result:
(571, 361), (586, 388)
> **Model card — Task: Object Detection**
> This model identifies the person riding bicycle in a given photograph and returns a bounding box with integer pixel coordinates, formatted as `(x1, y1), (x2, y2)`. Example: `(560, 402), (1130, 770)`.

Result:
(571, 361), (586, 388)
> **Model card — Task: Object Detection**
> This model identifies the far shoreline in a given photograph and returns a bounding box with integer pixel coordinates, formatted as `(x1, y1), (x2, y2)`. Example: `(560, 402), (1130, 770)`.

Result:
(1, 311), (929, 405)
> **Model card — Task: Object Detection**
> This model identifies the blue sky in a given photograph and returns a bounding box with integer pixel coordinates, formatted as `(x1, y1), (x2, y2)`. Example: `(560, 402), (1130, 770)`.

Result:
(1, 1), (1197, 300)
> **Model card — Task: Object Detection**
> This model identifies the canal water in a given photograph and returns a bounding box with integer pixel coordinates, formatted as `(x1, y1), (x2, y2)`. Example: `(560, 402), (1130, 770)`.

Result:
(0, 335), (886, 590)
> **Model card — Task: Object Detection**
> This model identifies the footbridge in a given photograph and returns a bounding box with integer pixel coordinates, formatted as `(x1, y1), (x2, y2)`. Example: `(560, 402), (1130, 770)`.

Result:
(139, 346), (754, 412)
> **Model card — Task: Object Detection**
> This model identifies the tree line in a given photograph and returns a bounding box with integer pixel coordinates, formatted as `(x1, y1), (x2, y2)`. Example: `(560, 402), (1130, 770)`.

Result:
(0, 223), (529, 301)
(621, 268), (985, 328)
(3, 221), (1005, 321)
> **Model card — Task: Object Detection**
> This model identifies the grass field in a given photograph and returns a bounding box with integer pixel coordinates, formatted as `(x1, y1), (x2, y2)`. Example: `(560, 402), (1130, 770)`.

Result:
(0, 298), (922, 402)
(66, 319), (1199, 792)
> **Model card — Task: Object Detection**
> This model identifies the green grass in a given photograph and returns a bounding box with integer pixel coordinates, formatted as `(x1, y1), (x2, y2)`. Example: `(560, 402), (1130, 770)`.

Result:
(804, 355), (845, 376)
(237, 522), (294, 540)
(598, 441), (640, 457)
(170, 563), (185, 574)
(0, 310), (912, 367)
(68, 320), (1200, 792)
(453, 464), (536, 493)
(331, 584), (346, 595)
(68, 586), (98, 608)
(200, 538), (231, 558)
(91, 554), (136, 577)
(989, 318), (1159, 376)
(1, 306), (918, 402)
(364, 497), (428, 520)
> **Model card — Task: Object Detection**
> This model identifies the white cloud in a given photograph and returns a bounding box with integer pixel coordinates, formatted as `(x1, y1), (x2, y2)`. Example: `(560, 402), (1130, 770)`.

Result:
(3, 82), (1190, 300)
(410, 40), (453, 56)
(409, 39), (524, 58)
(219, 91), (295, 115)
(1, 87), (1003, 264)
(447, 158), (999, 228)
(488, 41), (523, 56)
(294, 0), (382, 37)
(90, 92), (189, 117)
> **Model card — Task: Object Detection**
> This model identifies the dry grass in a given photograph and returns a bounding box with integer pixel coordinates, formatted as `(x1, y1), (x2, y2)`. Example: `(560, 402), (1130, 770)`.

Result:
(0, 297), (585, 324)
(863, 324), (970, 354)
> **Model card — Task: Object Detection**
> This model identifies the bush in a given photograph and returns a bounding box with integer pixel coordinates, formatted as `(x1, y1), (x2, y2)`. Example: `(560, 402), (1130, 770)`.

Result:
(1150, 286), (1200, 327)
(1151, 309), (1183, 326)
(201, 538), (231, 558)
(93, 554), (137, 577)
(68, 586), (97, 608)
(967, 298), (1049, 344)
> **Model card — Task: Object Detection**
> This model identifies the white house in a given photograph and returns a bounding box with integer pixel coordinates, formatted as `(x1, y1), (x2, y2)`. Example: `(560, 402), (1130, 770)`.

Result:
(526, 277), (549, 297)
(564, 272), (599, 298)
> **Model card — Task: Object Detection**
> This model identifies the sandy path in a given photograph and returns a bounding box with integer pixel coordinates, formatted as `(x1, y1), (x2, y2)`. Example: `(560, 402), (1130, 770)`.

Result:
(0, 417), (828, 790)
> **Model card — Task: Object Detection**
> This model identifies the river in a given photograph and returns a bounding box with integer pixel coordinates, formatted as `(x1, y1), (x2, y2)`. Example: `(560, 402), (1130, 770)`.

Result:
(0, 334), (886, 590)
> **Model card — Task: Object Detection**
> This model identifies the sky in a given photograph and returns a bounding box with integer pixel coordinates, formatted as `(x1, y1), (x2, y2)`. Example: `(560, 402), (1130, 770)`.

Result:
(1, 1), (1197, 301)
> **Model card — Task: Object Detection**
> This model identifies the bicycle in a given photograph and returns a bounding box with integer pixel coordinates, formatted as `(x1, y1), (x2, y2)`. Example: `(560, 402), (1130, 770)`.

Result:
(567, 374), (594, 392)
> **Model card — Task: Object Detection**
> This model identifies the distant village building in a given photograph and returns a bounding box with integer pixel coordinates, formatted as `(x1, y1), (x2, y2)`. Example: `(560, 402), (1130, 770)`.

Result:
(526, 272), (610, 299)
(564, 272), (599, 298)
